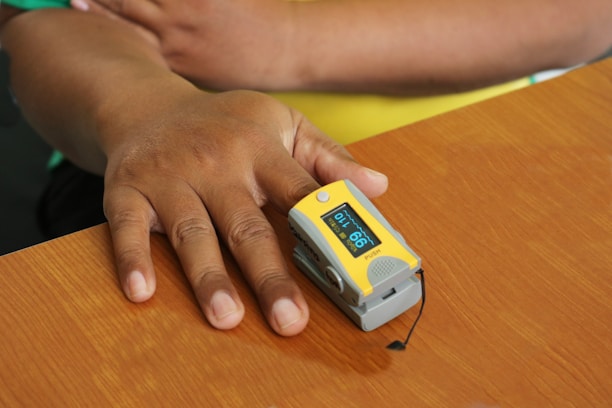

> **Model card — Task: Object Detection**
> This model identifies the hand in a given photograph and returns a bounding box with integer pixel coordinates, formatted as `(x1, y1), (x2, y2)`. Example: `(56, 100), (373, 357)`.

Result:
(100, 88), (388, 336)
(71, 0), (297, 91)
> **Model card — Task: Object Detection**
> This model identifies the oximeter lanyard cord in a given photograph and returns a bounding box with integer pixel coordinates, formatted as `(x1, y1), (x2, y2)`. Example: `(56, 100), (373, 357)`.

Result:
(387, 268), (426, 351)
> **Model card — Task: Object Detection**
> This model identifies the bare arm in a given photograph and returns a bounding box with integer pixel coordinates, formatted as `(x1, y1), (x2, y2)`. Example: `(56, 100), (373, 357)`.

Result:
(74, 0), (612, 94)
(289, 0), (612, 93)
(0, 7), (388, 335)
(1, 7), (171, 173)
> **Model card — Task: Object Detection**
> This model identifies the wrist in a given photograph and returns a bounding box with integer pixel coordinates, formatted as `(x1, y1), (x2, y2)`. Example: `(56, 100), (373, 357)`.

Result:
(246, 1), (305, 92)
(96, 75), (199, 157)
(278, 1), (353, 92)
(276, 1), (314, 91)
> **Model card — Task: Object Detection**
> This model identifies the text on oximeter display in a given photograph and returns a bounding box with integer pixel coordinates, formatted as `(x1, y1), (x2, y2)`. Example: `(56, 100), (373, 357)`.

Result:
(322, 203), (381, 258)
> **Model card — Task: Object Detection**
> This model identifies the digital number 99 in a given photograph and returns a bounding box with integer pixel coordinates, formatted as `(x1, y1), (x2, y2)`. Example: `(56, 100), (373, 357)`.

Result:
(349, 232), (369, 248)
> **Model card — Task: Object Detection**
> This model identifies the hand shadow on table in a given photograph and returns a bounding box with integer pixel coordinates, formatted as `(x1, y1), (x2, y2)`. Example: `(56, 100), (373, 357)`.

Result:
(140, 206), (398, 376)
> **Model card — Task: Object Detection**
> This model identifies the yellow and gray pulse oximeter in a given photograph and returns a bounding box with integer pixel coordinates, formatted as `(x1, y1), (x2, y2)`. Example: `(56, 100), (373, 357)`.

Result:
(289, 179), (423, 332)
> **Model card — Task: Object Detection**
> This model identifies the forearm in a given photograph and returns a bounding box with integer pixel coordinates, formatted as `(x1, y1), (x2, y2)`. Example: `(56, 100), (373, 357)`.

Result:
(286, 0), (612, 93)
(0, 8), (194, 174)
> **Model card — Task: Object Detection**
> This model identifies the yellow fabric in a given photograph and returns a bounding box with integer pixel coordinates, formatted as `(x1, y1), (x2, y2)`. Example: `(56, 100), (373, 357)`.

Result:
(271, 77), (530, 145)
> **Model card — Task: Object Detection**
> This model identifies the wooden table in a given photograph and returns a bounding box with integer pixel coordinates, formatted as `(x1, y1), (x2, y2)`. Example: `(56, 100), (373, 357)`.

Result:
(1, 59), (611, 407)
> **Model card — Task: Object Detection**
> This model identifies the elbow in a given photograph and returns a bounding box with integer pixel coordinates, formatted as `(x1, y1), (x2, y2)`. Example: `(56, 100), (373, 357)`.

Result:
(553, 14), (612, 67)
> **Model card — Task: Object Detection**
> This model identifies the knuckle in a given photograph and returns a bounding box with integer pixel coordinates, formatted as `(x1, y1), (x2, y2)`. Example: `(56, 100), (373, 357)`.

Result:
(191, 265), (228, 292)
(114, 244), (146, 271)
(285, 178), (318, 203)
(252, 270), (294, 296)
(104, 207), (144, 228)
(226, 213), (275, 249)
(171, 217), (216, 247)
(318, 136), (348, 156)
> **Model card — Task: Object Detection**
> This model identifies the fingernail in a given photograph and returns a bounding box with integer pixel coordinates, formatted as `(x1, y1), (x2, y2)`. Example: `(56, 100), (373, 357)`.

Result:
(71, 0), (90, 11)
(211, 291), (239, 321)
(272, 298), (303, 330)
(126, 270), (148, 301)
(366, 167), (386, 178)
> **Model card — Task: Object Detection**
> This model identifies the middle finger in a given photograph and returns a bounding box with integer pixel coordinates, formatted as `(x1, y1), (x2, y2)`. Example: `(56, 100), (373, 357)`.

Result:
(205, 184), (310, 337)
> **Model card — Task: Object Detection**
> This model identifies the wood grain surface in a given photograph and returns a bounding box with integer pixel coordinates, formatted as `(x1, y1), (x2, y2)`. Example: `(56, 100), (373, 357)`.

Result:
(1, 59), (611, 407)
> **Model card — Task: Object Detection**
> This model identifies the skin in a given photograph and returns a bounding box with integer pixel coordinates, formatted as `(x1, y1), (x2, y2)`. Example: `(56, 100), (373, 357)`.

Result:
(71, 0), (612, 94)
(0, 7), (388, 336)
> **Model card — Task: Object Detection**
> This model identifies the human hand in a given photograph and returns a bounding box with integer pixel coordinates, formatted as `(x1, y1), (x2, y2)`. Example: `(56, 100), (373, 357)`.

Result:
(100, 88), (388, 336)
(70, 0), (297, 91)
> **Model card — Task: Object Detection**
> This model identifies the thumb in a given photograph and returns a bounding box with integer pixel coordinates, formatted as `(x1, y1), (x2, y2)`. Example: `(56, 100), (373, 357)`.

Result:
(293, 118), (388, 198)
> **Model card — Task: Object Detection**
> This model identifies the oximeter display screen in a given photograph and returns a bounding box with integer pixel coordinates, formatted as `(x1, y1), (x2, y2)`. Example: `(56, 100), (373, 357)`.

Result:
(322, 203), (381, 258)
